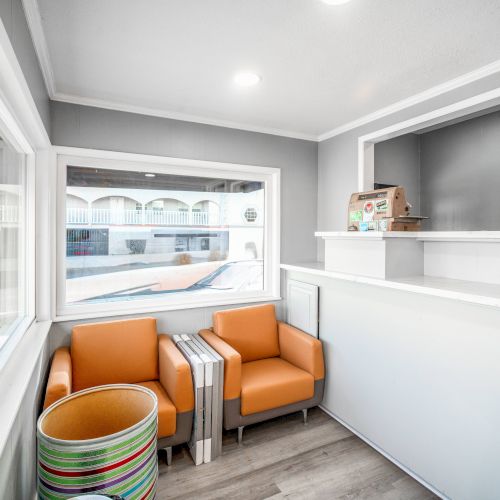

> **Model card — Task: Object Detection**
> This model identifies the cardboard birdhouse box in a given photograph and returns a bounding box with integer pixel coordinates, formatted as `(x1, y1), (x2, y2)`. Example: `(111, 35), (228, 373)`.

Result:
(347, 187), (425, 231)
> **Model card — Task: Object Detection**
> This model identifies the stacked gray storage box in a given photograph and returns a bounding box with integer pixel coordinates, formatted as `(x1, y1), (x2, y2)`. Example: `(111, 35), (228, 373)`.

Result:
(173, 334), (224, 464)
(191, 334), (224, 459)
(172, 335), (204, 465)
(182, 334), (213, 463)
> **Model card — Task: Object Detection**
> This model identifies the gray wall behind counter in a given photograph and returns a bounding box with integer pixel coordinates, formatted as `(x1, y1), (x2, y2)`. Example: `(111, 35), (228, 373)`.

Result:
(317, 70), (500, 258)
(51, 101), (318, 264)
(374, 133), (421, 215)
(374, 109), (500, 231)
(420, 109), (500, 230)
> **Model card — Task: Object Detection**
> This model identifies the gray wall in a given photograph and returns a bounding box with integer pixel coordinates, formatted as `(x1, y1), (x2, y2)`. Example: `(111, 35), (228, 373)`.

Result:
(0, 0), (50, 134)
(0, 336), (50, 500)
(49, 300), (285, 353)
(51, 101), (318, 265)
(374, 133), (421, 215)
(318, 71), (500, 258)
(420, 110), (500, 230)
(373, 110), (500, 230)
(49, 100), (313, 357)
(0, 3), (51, 499)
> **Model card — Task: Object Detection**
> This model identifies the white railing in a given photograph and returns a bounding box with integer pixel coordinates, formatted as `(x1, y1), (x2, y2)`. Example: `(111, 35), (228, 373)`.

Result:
(66, 208), (221, 226)
(91, 208), (112, 225)
(144, 210), (190, 226)
(123, 210), (142, 225)
(66, 207), (88, 224)
(0, 205), (18, 223)
(192, 211), (208, 225)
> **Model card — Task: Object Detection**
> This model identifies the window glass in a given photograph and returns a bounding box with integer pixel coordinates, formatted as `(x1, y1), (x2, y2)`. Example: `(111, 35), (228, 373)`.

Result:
(64, 166), (265, 305)
(0, 137), (26, 349)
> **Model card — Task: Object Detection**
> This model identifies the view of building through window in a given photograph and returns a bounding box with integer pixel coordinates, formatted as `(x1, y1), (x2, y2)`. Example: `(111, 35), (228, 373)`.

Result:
(0, 137), (26, 349)
(65, 166), (265, 304)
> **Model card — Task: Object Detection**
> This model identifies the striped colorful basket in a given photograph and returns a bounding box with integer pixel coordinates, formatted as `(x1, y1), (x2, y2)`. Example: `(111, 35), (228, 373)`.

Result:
(37, 384), (158, 499)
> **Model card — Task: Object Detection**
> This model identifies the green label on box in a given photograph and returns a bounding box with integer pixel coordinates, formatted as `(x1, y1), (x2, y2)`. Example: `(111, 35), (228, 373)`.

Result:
(375, 199), (389, 213)
(350, 210), (363, 222)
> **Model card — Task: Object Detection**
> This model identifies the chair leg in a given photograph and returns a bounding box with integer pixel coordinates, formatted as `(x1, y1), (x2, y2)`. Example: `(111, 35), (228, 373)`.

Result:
(302, 408), (308, 424)
(164, 446), (172, 466)
(237, 426), (244, 445)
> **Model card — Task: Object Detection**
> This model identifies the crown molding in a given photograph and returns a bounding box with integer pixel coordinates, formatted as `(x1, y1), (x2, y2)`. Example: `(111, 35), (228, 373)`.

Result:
(21, 0), (500, 144)
(22, 0), (56, 98)
(51, 92), (318, 141)
(317, 59), (500, 142)
(48, 60), (500, 144)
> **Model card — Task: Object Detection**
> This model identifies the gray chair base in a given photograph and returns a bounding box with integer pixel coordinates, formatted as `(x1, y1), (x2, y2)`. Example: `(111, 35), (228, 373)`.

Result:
(224, 378), (324, 435)
(233, 377), (324, 445)
(237, 407), (309, 444)
(156, 410), (193, 465)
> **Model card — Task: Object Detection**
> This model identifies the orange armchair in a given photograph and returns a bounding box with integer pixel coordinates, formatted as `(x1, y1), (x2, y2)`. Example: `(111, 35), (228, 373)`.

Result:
(200, 304), (324, 442)
(43, 317), (194, 464)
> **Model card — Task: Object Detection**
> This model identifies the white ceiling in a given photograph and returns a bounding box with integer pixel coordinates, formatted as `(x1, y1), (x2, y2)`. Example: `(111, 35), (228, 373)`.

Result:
(35, 0), (500, 140)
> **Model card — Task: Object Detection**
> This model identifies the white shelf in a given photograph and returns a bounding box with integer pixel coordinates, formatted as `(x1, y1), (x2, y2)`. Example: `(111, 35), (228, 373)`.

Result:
(315, 231), (500, 242)
(281, 262), (500, 309)
(315, 231), (419, 240)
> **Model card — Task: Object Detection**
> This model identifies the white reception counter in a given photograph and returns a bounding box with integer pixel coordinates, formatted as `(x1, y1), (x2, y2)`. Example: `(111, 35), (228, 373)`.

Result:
(280, 231), (500, 500)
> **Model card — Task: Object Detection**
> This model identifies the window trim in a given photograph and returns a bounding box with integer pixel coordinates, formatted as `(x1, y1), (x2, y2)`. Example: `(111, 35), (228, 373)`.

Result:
(53, 146), (281, 321)
(0, 116), (37, 371)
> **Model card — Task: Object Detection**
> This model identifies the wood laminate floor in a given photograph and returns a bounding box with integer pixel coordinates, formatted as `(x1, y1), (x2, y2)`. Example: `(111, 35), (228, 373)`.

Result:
(157, 408), (437, 500)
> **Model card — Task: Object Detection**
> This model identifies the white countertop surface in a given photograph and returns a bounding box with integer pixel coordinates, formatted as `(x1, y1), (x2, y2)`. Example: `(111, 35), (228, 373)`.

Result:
(315, 231), (500, 242)
(281, 262), (500, 308)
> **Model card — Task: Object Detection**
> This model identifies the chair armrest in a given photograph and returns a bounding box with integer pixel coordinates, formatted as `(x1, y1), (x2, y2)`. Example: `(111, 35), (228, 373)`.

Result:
(43, 347), (72, 409)
(199, 329), (241, 400)
(278, 322), (325, 380)
(158, 334), (194, 413)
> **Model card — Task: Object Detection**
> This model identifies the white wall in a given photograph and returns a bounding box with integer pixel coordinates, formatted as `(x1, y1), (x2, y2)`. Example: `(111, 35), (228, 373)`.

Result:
(283, 268), (500, 500)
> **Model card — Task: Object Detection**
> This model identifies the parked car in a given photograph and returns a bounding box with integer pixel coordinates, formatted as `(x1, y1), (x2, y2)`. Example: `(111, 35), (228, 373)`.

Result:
(89, 260), (264, 302)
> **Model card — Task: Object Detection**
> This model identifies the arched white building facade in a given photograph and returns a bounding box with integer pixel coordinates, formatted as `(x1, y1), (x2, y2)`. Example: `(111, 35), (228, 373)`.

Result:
(65, 186), (264, 262)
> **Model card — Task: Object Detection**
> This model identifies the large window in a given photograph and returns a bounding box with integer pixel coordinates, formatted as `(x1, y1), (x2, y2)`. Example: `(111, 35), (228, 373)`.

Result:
(56, 150), (280, 319)
(0, 137), (29, 349)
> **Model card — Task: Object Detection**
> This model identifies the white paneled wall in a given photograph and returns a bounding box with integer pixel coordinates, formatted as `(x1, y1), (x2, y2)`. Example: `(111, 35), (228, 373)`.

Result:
(283, 268), (500, 500)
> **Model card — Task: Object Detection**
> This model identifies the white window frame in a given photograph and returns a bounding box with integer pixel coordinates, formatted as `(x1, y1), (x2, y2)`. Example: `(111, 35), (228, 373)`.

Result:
(54, 146), (281, 321)
(0, 103), (36, 369)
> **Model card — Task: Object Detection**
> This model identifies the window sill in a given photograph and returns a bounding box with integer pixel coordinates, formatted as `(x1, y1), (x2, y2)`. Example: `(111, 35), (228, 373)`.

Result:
(53, 294), (282, 322)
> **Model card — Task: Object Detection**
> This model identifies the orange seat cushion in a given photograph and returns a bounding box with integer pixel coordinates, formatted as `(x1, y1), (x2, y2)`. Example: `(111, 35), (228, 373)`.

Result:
(137, 381), (176, 438)
(213, 304), (280, 363)
(71, 317), (159, 392)
(240, 358), (314, 416)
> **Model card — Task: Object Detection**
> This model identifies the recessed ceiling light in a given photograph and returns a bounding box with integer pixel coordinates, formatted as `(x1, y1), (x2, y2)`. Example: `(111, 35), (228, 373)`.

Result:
(321, 0), (352, 5)
(234, 72), (261, 87)
(145, 173), (156, 178)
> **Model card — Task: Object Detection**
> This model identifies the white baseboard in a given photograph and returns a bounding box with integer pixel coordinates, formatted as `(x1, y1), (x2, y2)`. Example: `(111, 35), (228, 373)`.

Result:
(319, 404), (448, 500)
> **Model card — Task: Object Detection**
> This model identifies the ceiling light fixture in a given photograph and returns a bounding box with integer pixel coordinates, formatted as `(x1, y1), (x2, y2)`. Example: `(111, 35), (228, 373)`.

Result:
(145, 173), (156, 178)
(321, 0), (352, 5)
(234, 72), (261, 87)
